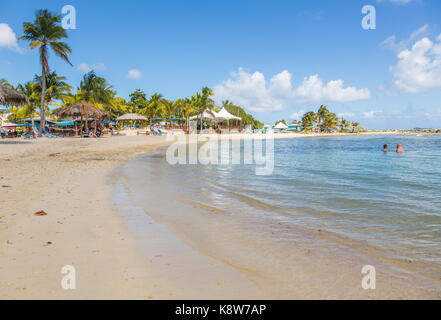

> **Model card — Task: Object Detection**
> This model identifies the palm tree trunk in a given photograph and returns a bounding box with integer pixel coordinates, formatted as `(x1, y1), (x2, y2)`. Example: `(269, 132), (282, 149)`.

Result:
(39, 67), (46, 137)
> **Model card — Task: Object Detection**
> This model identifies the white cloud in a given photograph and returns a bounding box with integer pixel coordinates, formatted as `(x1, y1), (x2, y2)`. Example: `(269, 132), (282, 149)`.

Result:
(424, 109), (441, 120)
(269, 70), (292, 98)
(381, 24), (428, 52)
(126, 69), (142, 80)
(290, 110), (306, 120)
(338, 112), (356, 118)
(213, 68), (284, 112)
(363, 110), (384, 119)
(293, 75), (371, 105)
(77, 62), (106, 73)
(0, 23), (21, 52)
(213, 68), (371, 112)
(390, 35), (441, 93)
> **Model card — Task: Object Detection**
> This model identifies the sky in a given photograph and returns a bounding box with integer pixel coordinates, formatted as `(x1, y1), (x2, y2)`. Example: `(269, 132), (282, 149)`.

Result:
(1, 0), (441, 130)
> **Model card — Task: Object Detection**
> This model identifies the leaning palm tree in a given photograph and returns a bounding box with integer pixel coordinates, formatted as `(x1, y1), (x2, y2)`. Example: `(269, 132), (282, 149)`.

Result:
(20, 9), (72, 136)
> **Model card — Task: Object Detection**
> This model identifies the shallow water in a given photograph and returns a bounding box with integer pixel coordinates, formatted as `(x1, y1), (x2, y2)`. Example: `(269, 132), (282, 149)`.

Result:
(115, 134), (441, 298)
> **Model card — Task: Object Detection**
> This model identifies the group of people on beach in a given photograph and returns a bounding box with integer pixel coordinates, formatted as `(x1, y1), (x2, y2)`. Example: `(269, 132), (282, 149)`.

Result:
(382, 144), (405, 153)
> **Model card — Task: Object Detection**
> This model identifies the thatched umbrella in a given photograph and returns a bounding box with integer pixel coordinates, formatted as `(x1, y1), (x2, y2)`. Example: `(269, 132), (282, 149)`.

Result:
(116, 113), (147, 121)
(54, 101), (109, 136)
(0, 85), (29, 106)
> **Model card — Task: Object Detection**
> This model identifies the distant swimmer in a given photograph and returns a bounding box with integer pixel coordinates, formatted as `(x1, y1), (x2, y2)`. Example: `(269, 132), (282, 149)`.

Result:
(382, 144), (388, 152)
(396, 144), (405, 153)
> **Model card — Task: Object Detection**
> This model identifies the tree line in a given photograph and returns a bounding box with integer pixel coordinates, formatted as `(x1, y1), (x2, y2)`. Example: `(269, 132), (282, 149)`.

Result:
(1, 9), (263, 133)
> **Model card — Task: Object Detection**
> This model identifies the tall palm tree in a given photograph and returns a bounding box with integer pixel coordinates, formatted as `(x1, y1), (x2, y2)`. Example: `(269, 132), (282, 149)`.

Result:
(20, 9), (72, 136)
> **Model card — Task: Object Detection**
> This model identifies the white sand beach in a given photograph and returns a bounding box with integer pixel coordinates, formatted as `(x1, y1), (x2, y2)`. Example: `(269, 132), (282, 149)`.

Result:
(1, 133), (440, 300)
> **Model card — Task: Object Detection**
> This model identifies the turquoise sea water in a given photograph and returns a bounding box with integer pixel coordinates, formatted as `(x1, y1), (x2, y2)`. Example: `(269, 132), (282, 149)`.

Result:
(118, 134), (441, 289)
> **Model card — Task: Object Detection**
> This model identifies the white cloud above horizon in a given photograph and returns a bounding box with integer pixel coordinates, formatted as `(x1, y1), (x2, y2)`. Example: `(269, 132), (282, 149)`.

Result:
(293, 75), (371, 105)
(0, 23), (21, 52)
(338, 112), (356, 118)
(389, 33), (441, 94)
(213, 68), (371, 113)
(126, 69), (142, 80)
(77, 62), (106, 73)
(381, 24), (429, 52)
(290, 110), (306, 120)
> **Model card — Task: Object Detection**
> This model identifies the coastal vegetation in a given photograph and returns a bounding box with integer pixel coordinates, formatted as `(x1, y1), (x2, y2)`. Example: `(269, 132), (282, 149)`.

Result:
(298, 105), (364, 133)
(2, 8), (363, 134)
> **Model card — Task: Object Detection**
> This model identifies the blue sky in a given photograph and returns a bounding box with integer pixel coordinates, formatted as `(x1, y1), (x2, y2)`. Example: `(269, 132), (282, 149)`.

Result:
(1, 0), (441, 129)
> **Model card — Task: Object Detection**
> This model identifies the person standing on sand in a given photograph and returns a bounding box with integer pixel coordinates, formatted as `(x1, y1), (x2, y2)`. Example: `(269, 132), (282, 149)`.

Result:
(382, 144), (388, 152)
(396, 144), (405, 153)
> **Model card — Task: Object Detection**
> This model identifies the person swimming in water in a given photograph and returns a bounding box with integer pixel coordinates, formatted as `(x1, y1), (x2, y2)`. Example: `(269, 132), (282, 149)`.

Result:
(382, 144), (388, 152)
(396, 144), (405, 153)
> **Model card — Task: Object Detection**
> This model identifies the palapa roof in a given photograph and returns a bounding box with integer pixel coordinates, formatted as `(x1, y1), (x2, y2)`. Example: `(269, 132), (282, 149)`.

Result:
(115, 113), (148, 121)
(0, 85), (29, 106)
(54, 101), (109, 119)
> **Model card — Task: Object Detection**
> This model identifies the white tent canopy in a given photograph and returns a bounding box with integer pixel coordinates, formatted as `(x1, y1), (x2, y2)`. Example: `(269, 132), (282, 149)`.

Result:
(214, 107), (241, 121)
(274, 122), (288, 129)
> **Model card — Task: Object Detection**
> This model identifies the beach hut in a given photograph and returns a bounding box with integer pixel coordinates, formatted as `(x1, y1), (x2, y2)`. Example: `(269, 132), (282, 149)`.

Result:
(287, 122), (302, 132)
(116, 113), (148, 130)
(54, 101), (109, 136)
(0, 85), (29, 106)
(115, 113), (147, 122)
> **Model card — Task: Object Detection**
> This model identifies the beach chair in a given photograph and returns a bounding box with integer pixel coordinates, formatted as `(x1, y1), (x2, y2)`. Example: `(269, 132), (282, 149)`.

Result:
(43, 129), (65, 138)
(22, 133), (32, 139)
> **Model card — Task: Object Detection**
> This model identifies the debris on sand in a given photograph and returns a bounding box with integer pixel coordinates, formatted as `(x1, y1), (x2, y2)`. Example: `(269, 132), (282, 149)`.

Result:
(34, 210), (47, 216)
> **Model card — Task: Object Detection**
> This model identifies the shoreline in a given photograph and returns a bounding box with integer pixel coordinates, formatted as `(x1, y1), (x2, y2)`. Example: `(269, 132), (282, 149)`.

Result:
(1, 133), (440, 299)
